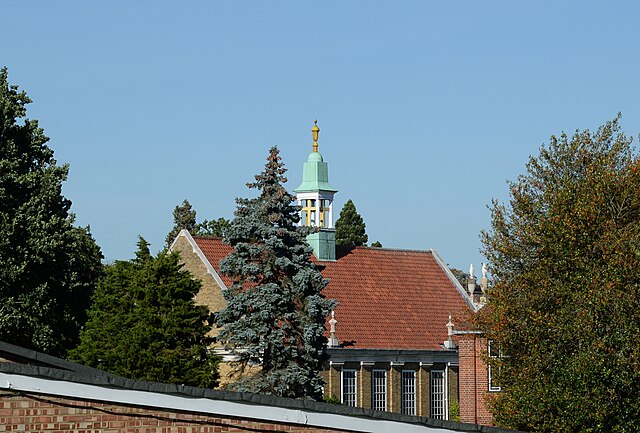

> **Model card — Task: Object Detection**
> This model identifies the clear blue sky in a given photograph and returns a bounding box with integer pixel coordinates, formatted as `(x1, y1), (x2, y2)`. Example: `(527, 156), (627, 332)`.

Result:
(2, 2), (640, 272)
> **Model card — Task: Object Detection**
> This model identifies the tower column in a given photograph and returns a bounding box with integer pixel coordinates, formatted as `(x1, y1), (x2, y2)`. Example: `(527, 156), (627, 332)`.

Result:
(294, 121), (338, 261)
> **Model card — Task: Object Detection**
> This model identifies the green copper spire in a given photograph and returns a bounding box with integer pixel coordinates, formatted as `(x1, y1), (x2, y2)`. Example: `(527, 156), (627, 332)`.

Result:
(294, 120), (338, 193)
(295, 121), (338, 261)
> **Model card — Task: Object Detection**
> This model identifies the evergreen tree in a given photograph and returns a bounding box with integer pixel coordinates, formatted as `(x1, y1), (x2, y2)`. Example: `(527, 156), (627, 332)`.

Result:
(70, 237), (219, 388)
(166, 199), (230, 247)
(165, 199), (197, 247)
(216, 146), (335, 400)
(335, 199), (368, 246)
(0, 67), (103, 357)
(370, 241), (383, 248)
(479, 115), (640, 433)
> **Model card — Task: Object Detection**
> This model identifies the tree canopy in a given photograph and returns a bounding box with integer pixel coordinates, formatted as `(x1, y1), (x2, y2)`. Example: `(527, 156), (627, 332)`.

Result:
(449, 267), (470, 287)
(165, 199), (198, 246)
(198, 217), (231, 238)
(479, 115), (640, 433)
(216, 146), (335, 400)
(166, 199), (230, 247)
(335, 199), (368, 246)
(0, 67), (103, 356)
(70, 237), (219, 388)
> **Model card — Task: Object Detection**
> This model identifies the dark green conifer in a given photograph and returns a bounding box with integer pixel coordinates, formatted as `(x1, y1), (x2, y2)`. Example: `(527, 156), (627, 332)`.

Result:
(166, 200), (230, 247)
(70, 237), (219, 388)
(335, 199), (368, 246)
(165, 199), (198, 247)
(216, 146), (335, 400)
(0, 67), (103, 356)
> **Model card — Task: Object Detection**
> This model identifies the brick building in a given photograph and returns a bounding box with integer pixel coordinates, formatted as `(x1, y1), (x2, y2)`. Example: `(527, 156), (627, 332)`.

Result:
(0, 341), (523, 433)
(170, 122), (480, 421)
(456, 332), (496, 426)
(173, 231), (472, 419)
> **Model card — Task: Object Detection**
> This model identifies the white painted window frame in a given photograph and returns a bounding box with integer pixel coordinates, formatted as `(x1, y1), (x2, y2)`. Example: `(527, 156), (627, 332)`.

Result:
(430, 369), (447, 420)
(401, 370), (417, 416)
(371, 369), (387, 412)
(341, 368), (357, 407)
(488, 340), (502, 392)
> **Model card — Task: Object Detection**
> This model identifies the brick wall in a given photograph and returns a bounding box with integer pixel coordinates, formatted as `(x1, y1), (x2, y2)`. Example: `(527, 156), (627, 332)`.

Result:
(359, 364), (371, 409)
(172, 235), (238, 387)
(172, 235), (227, 336)
(417, 365), (429, 417)
(0, 392), (352, 433)
(388, 365), (401, 413)
(458, 334), (494, 426)
(322, 362), (458, 419)
(325, 364), (340, 400)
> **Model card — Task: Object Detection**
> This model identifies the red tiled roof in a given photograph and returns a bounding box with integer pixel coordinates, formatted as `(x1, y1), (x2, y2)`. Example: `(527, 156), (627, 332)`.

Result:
(192, 237), (470, 350)
(191, 237), (235, 288)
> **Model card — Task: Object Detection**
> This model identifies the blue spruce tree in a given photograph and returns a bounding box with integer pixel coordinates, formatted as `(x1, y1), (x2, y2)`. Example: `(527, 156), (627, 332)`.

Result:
(216, 146), (335, 400)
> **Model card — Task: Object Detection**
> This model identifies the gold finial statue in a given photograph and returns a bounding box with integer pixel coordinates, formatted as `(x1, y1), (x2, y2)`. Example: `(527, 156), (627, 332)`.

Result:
(312, 119), (320, 152)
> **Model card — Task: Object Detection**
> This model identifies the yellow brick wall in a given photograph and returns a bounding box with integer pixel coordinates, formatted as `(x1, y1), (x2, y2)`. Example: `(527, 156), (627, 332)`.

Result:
(418, 364), (430, 417)
(359, 364), (372, 409)
(389, 365), (401, 413)
(171, 234), (238, 387)
(171, 235), (227, 337)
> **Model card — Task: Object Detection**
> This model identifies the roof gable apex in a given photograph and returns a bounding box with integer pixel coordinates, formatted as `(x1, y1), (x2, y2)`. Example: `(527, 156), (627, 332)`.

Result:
(170, 229), (228, 291)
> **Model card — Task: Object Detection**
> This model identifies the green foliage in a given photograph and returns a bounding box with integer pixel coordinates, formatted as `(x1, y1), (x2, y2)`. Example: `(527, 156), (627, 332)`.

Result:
(335, 199), (368, 246)
(216, 146), (336, 400)
(323, 394), (341, 404)
(479, 115), (640, 433)
(166, 199), (230, 247)
(370, 241), (383, 248)
(449, 399), (460, 422)
(165, 199), (197, 247)
(0, 67), (103, 357)
(198, 217), (231, 238)
(70, 237), (219, 388)
(449, 268), (469, 287)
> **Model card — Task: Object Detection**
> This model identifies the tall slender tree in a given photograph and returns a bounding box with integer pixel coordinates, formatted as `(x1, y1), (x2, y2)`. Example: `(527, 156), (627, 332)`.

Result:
(70, 237), (219, 388)
(216, 147), (335, 400)
(0, 67), (103, 356)
(335, 199), (368, 246)
(479, 116), (640, 433)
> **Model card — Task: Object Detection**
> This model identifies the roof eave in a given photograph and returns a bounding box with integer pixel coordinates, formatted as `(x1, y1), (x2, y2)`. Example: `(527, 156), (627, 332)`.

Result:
(169, 229), (228, 291)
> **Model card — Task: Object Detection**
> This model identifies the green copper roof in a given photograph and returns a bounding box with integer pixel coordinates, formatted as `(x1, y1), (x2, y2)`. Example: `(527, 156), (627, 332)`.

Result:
(294, 151), (338, 193)
(307, 230), (336, 261)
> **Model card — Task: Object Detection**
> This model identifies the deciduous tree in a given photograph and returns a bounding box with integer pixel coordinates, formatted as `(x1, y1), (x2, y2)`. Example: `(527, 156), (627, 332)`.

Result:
(216, 146), (335, 400)
(198, 217), (231, 238)
(0, 67), (103, 356)
(449, 268), (469, 287)
(70, 237), (219, 388)
(479, 115), (640, 433)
